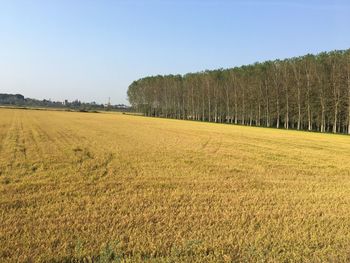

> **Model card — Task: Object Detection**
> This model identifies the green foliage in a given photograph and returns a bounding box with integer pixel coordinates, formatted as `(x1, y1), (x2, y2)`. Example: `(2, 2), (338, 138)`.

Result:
(127, 49), (350, 134)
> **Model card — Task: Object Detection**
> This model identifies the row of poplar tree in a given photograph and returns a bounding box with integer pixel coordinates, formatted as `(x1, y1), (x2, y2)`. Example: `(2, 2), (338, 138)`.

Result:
(127, 49), (350, 134)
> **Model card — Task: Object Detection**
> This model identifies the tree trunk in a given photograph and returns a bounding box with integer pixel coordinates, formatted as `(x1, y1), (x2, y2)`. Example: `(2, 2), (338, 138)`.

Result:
(276, 98), (280, 128)
(249, 107), (253, 126)
(321, 100), (325, 133)
(293, 64), (302, 130)
(226, 88), (230, 123)
(258, 103), (261, 126)
(234, 92), (238, 124)
(333, 103), (338, 133)
(265, 81), (270, 127)
(332, 64), (339, 133)
(202, 95), (205, 121)
(242, 88), (245, 125)
(347, 63), (350, 134)
(191, 85), (194, 120)
(182, 96), (185, 120)
(285, 90), (289, 129)
(297, 87), (301, 130)
(306, 73), (312, 131)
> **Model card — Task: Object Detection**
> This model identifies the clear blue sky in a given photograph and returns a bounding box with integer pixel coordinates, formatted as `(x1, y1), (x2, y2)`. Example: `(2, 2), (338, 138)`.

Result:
(1, 0), (349, 104)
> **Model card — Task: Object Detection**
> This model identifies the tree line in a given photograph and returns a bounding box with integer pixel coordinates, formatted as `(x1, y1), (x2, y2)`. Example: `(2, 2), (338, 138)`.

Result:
(128, 49), (350, 134)
(0, 93), (130, 112)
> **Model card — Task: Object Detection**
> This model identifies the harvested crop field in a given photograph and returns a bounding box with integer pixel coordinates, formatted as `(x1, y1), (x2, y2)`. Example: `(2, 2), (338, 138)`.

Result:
(1, 108), (350, 262)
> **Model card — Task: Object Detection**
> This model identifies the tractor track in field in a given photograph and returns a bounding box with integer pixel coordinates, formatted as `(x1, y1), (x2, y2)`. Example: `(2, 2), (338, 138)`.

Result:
(200, 137), (212, 151)
(0, 115), (14, 156)
(0, 114), (25, 170)
(18, 121), (27, 160)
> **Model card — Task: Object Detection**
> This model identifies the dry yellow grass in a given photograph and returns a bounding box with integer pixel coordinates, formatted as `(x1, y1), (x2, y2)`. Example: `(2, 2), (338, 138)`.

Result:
(1, 108), (350, 262)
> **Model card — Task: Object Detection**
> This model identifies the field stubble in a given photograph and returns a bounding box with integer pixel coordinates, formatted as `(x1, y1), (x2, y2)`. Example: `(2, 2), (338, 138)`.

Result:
(1, 109), (350, 262)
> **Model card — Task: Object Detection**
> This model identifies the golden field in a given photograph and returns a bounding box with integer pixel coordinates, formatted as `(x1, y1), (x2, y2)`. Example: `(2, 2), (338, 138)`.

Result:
(1, 108), (350, 262)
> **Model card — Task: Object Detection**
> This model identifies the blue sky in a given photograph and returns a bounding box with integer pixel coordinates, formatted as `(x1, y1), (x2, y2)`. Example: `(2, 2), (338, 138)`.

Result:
(1, 0), (349, 104)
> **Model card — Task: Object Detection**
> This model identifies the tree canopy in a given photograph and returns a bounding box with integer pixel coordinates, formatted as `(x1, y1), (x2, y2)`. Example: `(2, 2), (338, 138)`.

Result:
(128, 49), (350, 134)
